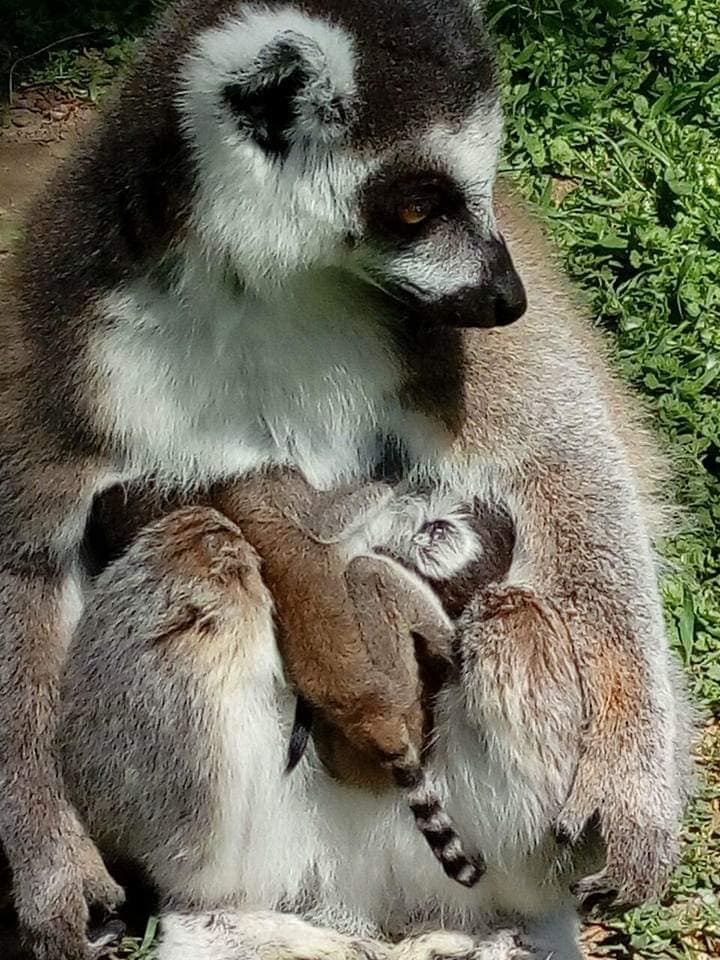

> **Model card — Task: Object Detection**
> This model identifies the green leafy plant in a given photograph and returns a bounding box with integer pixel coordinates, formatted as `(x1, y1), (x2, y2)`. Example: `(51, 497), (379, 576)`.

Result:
(488, 2), (720, 954)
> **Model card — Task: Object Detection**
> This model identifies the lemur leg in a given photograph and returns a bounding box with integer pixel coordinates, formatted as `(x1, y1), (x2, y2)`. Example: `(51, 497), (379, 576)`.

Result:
(339, 554), (454, 765)
(517, 910), (583, 960)
(462, 459), (689, 906)
(346, 556), (455, 661)
(157, 913), (514, 960)
(0, 454), (124, 960)
(60, 506), (287, 913)
(457, 585), (585, 773)
(448, 581), (588, 959)
(157, 911), (391, 960)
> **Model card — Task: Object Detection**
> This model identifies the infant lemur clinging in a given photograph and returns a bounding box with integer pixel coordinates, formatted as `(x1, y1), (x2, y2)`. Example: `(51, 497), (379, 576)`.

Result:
(83, 466), (511, 889)
(211, 469), (493, 889)
(284, 480), (498, 763)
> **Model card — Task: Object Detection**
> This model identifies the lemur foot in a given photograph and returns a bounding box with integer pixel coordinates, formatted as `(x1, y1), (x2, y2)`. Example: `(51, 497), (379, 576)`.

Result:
(556, 787), (680, 907)
(391, 931), (475, 960)
(393, 930), (530, 960)
(158, 911), (391, 960)
(16, 830), (124, 960)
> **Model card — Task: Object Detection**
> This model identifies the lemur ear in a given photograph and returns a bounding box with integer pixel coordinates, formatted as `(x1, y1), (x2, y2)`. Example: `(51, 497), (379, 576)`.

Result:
(223, 32), (352, 158)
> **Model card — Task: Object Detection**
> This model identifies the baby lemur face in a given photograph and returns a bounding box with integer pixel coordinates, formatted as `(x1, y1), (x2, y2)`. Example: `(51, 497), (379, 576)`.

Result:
(402, 512), (483, 583)
(361, 494), (484, 586)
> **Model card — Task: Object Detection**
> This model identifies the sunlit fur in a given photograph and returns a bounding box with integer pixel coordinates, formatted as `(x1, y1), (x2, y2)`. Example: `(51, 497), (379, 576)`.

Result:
(141, 576), (587, 960)
(4, 2), (691, 959)
(177, 8), (367, 292)
(89, 6), (504, 489)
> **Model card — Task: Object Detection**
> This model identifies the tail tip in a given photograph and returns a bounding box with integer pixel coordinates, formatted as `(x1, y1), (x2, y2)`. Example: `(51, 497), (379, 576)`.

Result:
(455, 860), (483, 887)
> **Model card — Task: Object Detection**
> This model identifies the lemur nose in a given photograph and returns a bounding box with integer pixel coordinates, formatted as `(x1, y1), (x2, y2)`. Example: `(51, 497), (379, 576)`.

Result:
(410, 236), (527, 329)
(486, 236), (527, 326)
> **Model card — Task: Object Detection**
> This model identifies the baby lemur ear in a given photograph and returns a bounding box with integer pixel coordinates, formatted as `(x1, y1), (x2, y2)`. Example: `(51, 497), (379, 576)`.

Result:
(223, 30), (354, 158)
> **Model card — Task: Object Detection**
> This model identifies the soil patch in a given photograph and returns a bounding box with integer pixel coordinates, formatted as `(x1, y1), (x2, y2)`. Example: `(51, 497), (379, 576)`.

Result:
(0, 87), (94, 261)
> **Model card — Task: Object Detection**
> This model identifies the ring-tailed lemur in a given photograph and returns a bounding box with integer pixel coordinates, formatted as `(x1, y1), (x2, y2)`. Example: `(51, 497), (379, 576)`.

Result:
(1, 3), (523, 955)
(1, 1), (691, 958)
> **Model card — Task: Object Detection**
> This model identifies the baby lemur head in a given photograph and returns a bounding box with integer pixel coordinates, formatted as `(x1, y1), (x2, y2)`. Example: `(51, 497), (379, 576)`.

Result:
(171, 0), (525, 323)
(364, 491), (516, 620)
(387, 504), (482, 583)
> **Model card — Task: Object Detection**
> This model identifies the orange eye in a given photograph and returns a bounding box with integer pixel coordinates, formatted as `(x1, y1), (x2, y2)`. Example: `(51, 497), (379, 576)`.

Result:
(398, 202), (433, 226)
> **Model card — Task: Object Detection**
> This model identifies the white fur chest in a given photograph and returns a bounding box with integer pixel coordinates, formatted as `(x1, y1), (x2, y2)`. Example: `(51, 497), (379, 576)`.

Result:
(90, 261), (442, 488)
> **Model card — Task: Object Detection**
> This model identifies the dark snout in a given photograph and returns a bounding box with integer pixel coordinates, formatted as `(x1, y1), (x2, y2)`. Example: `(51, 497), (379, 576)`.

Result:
(426, 237), (527, 329)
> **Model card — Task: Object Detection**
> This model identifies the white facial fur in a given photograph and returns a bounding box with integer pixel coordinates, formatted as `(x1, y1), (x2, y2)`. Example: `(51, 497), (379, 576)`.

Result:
(375, 101), (505, 302)
(91, 5), (506, 491)
(178, 5), (505, 304)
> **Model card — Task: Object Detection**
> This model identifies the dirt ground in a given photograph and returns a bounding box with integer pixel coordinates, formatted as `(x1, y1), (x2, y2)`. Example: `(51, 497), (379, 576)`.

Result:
(0, 88), (94, 268)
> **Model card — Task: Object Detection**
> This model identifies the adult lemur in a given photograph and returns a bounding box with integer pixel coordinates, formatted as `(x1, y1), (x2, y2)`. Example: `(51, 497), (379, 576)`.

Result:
(0, 0), (690, 959)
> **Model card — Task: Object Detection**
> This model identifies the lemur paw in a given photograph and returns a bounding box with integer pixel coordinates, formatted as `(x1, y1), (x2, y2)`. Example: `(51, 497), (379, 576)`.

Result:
(74, 833), (126, 918)
(393, 931), (530, 960)
(572, 824), (679, 909)
(391, 931), (475, 960)
(15, 825), (125, 960)
(556, 794), (680, 908)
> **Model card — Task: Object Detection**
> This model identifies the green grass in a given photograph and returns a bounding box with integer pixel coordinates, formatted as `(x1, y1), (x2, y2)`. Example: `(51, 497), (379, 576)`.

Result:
(118, 916), (159, 959)
(489, 0), (720, 955)
(490, 0), (720, 716)
(11, 1), (719, 956)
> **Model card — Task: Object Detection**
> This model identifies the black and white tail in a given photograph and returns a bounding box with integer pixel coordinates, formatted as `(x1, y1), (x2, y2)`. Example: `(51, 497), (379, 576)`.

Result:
(287, 698), (484, 889)
(394, 765), (484, 888)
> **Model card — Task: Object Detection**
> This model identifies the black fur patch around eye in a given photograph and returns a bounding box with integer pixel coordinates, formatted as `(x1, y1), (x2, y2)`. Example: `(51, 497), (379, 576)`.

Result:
(224, 65), (309, 159)
(360, 165), (466, 246)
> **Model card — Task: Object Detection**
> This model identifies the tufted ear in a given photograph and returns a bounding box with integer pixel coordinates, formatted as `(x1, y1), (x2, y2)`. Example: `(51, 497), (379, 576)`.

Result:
(222, 31), (353, 159)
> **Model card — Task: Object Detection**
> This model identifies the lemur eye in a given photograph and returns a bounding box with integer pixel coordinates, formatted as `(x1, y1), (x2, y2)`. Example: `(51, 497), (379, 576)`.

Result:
(398, 201), (435, 226)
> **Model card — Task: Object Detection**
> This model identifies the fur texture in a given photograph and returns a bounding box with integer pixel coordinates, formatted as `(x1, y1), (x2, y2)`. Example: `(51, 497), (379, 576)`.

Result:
(210, 469), (483, 887)
(79, 189), (693, 960)
(0, 3), (517, 955)
(59, 499), (592, 960)
(0, 1), (691, 958)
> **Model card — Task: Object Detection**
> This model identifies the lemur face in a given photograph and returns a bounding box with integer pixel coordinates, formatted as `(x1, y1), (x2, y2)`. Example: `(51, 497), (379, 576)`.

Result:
(178, 0), (526, 325)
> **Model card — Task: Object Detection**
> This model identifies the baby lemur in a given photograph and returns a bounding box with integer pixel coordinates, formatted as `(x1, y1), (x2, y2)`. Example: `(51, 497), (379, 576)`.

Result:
(215, 468), (487, 888)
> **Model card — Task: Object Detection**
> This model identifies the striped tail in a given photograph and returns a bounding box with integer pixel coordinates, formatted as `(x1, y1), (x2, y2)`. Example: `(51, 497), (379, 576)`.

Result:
(397, 767), (485, 888)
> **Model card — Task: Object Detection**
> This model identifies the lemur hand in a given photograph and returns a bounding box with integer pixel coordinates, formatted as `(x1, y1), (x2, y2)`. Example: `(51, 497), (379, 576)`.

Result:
(556, 763), (680, 908)
(14, 812), (124, 960)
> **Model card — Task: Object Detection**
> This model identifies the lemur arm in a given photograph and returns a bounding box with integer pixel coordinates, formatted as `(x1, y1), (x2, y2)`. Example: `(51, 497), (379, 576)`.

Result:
(0, 452), (124, 959)
(468, 457), (687, 906)
(286, 481), (394, 542)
